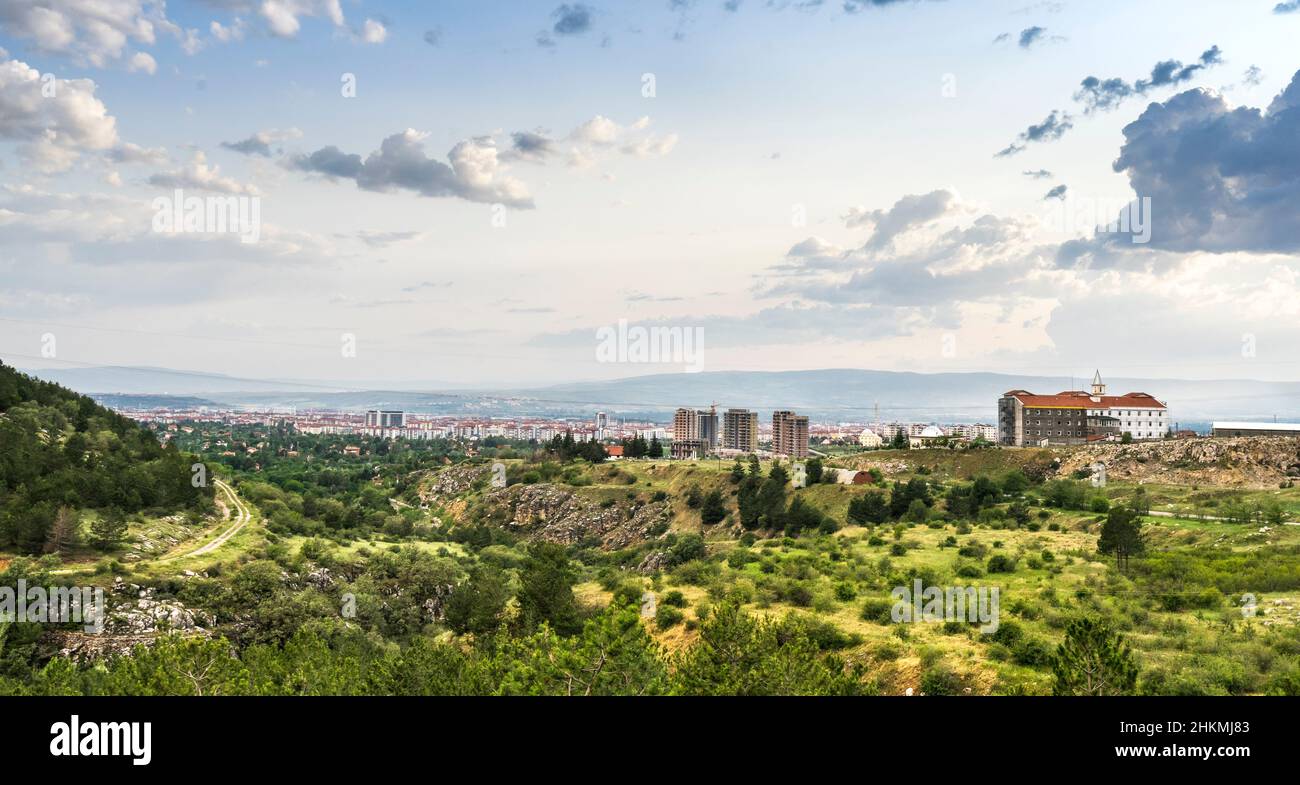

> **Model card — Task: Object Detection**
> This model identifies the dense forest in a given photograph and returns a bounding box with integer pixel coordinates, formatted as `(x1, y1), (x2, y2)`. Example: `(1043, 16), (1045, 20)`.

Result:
(0, 360), (213, 553)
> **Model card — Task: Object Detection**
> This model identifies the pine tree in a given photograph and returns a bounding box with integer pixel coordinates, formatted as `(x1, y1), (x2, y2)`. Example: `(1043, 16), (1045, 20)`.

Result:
(700, 489), (727, 526)
(43, 506), (78, 555)
(89, 507), (129, 550)
(1051, 616), (1139, 696)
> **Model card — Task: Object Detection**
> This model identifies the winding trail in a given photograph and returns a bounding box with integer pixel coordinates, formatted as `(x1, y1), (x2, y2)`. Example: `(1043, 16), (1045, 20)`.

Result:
(151, 479), (253, 563)
(165, 479), (252, 560)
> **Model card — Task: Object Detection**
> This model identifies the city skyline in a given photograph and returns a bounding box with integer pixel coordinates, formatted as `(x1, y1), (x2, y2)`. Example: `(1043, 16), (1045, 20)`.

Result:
(3, 1), (1300, 387)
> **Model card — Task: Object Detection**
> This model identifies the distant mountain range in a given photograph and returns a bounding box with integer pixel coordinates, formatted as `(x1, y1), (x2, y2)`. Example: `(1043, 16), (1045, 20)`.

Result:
(12, 362), (1300, 426)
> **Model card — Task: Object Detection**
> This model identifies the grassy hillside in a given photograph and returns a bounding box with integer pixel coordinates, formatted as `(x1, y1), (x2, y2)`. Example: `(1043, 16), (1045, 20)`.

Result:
(4, 429), (1298, 696)
(0, 359), (214, 555)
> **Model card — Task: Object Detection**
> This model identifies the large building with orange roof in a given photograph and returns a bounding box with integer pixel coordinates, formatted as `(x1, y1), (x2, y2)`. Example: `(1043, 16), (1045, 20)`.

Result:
(997, 371), (1168, 447)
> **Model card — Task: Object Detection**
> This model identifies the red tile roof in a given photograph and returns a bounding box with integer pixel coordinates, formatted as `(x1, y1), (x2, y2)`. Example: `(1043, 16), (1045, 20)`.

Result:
(1003, 390), (1166, 409)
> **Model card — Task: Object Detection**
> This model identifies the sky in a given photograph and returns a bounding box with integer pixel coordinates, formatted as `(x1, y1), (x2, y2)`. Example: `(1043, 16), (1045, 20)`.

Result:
(2, 0), (1300, 389)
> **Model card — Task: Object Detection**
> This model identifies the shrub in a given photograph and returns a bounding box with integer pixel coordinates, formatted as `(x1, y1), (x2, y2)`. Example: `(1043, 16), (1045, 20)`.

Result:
(987, 554), (1017, 573)
(661, 589), (687, 607)
(655, 604), (685, 630)
(862, 596), (896, 624)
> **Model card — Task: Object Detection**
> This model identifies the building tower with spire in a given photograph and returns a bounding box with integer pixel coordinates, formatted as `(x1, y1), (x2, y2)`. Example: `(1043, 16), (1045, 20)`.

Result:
(1091, 369), (1106, 397)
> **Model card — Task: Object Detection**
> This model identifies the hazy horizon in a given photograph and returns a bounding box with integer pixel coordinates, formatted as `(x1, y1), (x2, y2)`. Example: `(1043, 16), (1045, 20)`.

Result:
(3, 2), (1300, 386)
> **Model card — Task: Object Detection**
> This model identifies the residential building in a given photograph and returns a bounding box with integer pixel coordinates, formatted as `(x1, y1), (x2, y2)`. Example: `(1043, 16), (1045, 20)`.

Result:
(721, 408), (759, 452)
(772, 410), (810, 458)
(366, 410), (405, 429)
(672, 407), (699, 442)
(698, 406), (719, 450)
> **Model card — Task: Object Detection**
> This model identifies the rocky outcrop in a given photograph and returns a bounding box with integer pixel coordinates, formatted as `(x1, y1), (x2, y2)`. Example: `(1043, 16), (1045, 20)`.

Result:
(418, 465), (489, 505)
(481, 484), (670, 550)
(1059, 437), (1300, 488)
(106, 586), (215, 636)
(41, 583), (216, 661)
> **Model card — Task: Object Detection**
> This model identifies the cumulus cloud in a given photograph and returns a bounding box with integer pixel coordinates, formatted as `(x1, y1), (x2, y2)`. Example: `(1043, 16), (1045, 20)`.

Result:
(126, 51), (156, 74)
(289, 129), (535, 208)
(501, 115), (677, 167)
(504, 130), (559, 163)
(1064, 70), (1300, 258)
(762, 189), (1058, 342)
(995, 110), (1073, 157)
(210, 18), (247, 43)
(359, 18), (387, 44)
(259, 0), (345, 38)
(1274, 1), (1300, 13)
(0, 56), (120, 172)
(221, 127), (303, 157)
(0, 0), (173, 67)
(148, 151), (260, 195)
(1074, 46), (1223, 113)
(843, 188), (965, 248)
(106, 141), (167, 165)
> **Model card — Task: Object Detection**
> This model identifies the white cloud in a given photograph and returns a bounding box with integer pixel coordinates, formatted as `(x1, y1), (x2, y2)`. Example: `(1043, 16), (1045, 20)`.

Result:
(290, 129), (534, 208)
(148, 151), (260, 195)
(259, 0), (345, 38)
(360, 18), (387, 44)
(126, 51), (156, 74)
(0, 56), (120, 172)
(0, 0), (169, 67)
(210, 18), (247, 43)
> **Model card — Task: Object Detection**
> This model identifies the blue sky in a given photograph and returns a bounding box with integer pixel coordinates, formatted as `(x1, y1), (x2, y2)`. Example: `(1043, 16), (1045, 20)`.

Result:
(2, 1), (1300, 387)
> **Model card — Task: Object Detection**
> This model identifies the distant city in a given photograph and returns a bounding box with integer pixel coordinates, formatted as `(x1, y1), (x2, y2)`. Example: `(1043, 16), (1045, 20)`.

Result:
(114, 369), (1300, 459)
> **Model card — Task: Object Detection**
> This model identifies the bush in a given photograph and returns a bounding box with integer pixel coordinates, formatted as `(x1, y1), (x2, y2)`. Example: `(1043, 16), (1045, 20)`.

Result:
(862, 596), (896, 624)
(655, 604), (685, 630)
(661, 589), (687, 607)
(1013, 637), (1052, 667)
(987, 554), (1017, 574)
(920, 665), (965, 695)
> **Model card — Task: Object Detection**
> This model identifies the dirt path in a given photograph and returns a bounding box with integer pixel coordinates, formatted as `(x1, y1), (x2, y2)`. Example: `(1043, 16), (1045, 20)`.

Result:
(1147, 509), (1298, 526)
(164, 479), (251, 560)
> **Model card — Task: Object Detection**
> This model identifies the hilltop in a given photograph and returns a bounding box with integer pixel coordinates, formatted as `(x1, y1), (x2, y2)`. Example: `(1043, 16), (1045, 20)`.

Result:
(0, 359), (213, 555)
